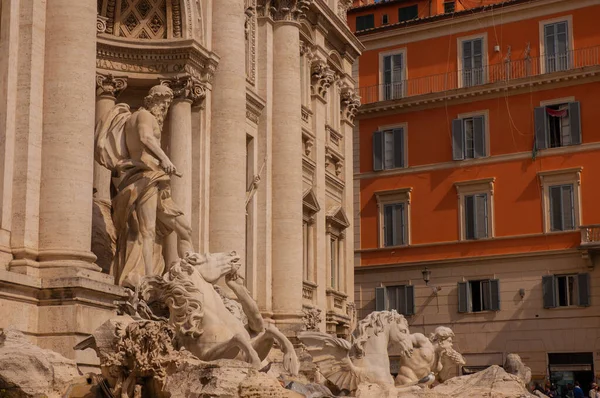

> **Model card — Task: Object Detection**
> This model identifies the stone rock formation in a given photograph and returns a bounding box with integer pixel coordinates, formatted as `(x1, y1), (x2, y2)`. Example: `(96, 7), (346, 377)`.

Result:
(0, 328), (81, 398)
(503, 353), (533, 386)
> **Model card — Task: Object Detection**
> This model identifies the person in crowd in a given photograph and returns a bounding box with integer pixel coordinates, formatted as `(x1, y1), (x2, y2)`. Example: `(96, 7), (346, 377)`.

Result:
(589, 382), (598, 398)
(573, 381), (585, 398)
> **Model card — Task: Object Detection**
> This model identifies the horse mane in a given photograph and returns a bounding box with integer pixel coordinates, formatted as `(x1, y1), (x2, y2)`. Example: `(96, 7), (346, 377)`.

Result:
(141, 257), (204, 338)
(351, 310), (407, 358)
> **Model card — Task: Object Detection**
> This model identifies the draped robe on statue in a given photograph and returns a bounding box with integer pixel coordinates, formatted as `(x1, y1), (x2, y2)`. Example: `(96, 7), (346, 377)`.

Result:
(94, 104), (183, 288)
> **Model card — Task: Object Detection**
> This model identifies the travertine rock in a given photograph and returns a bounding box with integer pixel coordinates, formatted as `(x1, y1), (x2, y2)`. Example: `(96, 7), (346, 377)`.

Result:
(503, 353), (532, 386)
(0, 328), (80, 398)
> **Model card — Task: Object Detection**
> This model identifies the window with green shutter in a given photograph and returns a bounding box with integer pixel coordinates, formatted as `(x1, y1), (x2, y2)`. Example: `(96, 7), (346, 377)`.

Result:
(383, 203), (406, 247)
(383, 53), (404, 100)
(398, 5), (419, 22)
(372, 128), (405, 171)
(464, 193), (488, 240)
(461, 38), (485, 87)
(542, 274), (590, 308)
(375, 285), (415, 315)
(544, 21), (569, 72)
(356, 14), (375, 31)
(458, 279), (500, 313)
(534, 102), (581, 150)
(452, 115), (486, 160)
(548, 184), (575, 231)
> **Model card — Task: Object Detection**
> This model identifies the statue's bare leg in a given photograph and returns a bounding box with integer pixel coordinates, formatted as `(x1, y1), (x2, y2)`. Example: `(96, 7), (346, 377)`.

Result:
(157, 212), (194, 257)
(138, 192), (158, 277)
(250, 324), (300, 376)
(226, 278), (264, 332)
(199, 333), (262, 369)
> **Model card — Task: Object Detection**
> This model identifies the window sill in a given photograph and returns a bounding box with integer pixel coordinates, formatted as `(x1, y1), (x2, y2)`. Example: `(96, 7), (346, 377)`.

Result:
(454, 156), (489, 162)
(380, 244), (409, 250)
(375, 166), (407, 172)
(545, 305), (589, 310)
(461, 310), (499, 315)
(543, 229), (578, 235)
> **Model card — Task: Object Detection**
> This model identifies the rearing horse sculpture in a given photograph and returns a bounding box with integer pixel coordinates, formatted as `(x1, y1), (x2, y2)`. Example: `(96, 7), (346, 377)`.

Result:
(141, 251), (300, 375)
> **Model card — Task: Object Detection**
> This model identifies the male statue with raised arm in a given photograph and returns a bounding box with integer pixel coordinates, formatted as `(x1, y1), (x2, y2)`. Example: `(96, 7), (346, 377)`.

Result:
(95, 84), (193, 288)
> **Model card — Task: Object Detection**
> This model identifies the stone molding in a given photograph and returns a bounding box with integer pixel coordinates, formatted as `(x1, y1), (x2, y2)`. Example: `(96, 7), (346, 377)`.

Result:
(245, 0), (257, 85)
(257, 0), (313, 21)
(246, 89), (266, 124)
(96, 73), (128, 98)
(311, 60), (337, 99)
(337, 0), (352, 21)
(302, 306), (322, 330)
(96, 37), (219, 84)
(160, 75), (207, 107)
(97, 15), (109, 34)
(340, 84), (361, 123)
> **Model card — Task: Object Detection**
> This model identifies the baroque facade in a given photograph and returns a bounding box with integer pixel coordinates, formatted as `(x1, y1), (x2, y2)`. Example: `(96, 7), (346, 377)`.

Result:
(0, 0), (362, 369)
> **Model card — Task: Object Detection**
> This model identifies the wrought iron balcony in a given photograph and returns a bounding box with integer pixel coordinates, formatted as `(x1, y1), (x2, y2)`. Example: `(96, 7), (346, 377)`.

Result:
(357, 46), (600, 105)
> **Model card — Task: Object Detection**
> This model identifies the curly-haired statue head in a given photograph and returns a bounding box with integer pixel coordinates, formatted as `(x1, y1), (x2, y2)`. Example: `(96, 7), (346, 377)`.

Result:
(143, 84), (174, 129)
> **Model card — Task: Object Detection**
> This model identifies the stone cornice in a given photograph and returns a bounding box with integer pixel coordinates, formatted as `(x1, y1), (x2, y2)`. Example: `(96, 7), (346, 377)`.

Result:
(246, 88), (266, 124)
(358, 67), (600, 118)
(96, 36), (219, 84)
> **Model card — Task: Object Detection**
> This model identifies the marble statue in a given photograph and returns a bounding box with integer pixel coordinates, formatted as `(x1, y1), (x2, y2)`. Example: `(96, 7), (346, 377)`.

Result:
(298, 310), (417, 394)
(395, 326), (466, 386)
(94, 85), (194, 288)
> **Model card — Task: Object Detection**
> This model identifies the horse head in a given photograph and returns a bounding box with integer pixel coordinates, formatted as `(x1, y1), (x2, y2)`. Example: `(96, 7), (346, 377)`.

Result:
(352, 310), (413, 359)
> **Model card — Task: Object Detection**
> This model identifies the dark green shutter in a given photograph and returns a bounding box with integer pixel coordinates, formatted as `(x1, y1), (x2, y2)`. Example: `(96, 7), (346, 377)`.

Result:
(473, 115), (485, 158)
(534, 106), (548, 150)
(452, 119), (464, 160)
(561, 185), (575, 231)
(458, 281), (470, 313)
(405, 285), (415, 315)
(542, 275), (557, 309)
(375, 287), (388, 311)
(549, 186), (563, 231)
(373, 131), (383, 171)
(465, 195), (475, 240)
(393, 128), (404, 168)
(577, 273), (591, 307)
(384, 204), (393, 247)
(568, 101), (581, 145)
(489, 279), (500, 311)
(475, 194), (488, 239)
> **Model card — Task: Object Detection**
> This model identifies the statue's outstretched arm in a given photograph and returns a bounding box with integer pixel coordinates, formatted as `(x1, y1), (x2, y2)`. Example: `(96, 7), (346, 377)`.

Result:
(226, 274), (264, 333)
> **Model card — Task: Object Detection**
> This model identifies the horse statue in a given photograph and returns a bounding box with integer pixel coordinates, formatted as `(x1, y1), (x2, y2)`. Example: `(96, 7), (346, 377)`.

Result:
(140, 251), (300, 375)
(298, 310), (416, 394)
(395, 326), (466, 387)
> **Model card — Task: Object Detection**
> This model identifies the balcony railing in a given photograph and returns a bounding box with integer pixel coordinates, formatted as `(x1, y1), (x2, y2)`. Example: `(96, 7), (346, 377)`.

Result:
(358, 46), (600, 105)
(580, 224), (600, 247)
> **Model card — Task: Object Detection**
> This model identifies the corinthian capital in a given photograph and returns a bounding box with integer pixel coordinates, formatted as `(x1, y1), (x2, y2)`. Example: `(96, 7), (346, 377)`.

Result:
(96, 74), (128, 98)
(340, 85), (361, 123)
(311, 60), (336, 99)
(160, 76), (207, 107)
(257, 0), (313, 21)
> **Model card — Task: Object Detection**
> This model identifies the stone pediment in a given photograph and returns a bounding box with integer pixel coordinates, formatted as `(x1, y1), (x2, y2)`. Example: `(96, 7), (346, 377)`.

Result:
(303, 189), (320, 214)
(326, 205), (349, 230)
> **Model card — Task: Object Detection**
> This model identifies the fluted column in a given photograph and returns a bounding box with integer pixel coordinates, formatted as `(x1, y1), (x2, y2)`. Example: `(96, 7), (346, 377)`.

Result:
(161, 76), (205, 264)
(94, 74), (127, 202)
(267, 0), (312, 333)
(210, 0), (247, 267)
(38, 0), (98, 271)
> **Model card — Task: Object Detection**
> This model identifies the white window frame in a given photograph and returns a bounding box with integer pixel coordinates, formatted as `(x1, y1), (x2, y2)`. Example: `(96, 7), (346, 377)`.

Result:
(538, 15), (574, 74)
(456, 109), (490, 159)
(455, 178), (495, 241)
(375, 188), (412, 248)
(378, 48), (407, 101)
(538, 167), (582, 234)
(457, 33), (488, 88)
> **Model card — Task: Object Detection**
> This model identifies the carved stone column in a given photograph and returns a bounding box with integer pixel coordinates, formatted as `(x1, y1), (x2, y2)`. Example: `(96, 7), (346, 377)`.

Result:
(161, 76), (206, 264)
(94, 73), (127, 203)
(38, 0), (99, 271)
(210, 0), (247, 269)
(265, 0), (312, 334)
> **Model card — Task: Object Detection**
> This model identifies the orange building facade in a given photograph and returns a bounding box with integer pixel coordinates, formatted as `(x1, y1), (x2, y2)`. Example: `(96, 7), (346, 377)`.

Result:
(350, 0), (600, 388)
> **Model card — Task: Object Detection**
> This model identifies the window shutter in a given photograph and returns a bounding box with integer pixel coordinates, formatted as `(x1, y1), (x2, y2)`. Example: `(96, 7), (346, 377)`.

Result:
(542, 275), (557, 309)
(464, 195), (475, 240)
(561, 185), (575, 231)
(475, 194), (488, 239)
(577, 273), (591, 307)
(395, 203), (405, 246)
(489, 279), (500, 311)
(384, 204), (394, 247)
(393, 128), (404, 168)
(458, 281), (470, 313)
(405, 285), (415, 316)
(568, 101), (581, 145)
(473, 115), (485, 158)
(549, 186), (563, 231)
(375, 287), (388, 311)
(383, 55), (392, 86)
(452, 119), (465, 160)
(373, 131), (384, 171)
(534, 107), (548, 150)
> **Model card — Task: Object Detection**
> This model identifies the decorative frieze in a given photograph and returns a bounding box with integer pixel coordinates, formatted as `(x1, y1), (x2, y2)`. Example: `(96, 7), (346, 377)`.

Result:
(340, 85), (361, 123)
(257, 0), (313, 21)
(302, 307), (322, 331)
(311, 60), (336, 99)
(160, 75), (207, 107)
(337, 0), (353, 21)
(245, 0), (257, 85)
(325, 146), (344, 177)
(96, 73), (128, 98)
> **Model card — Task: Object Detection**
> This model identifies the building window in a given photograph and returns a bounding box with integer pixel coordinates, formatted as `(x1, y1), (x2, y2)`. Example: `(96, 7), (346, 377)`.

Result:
(382, 14), (389, 25)
(375, 188), (412, 248)
(444, 1), (455, 13)
(356, 14), (375, 31)
(549, 184), (575, 231)
(381, 52), (404, 100)
(458, 279), (500, 313)
(398, 5), (418, 22)
(538, 168), (581, 234)
(330, 237), (338, 289)
(534, 102), (581, 150)
(459, 37), (485, 87)
(452, 114), (486, 160)
(303, 189), (320, 283)
(383, 203), (406, 247)
(543, 274), (590, 308)
(375, 285), (415, 315)
(543, 21), (569, 73)
(455, 178), (494, 241)
(326, 206), (349, 292)
(372, 128), (405, 171)
(464, 193), (488, 240)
